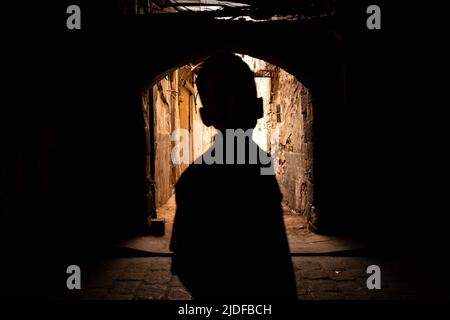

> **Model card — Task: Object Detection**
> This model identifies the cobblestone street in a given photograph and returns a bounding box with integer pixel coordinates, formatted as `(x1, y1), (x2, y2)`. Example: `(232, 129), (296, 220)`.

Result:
(78, 255), (442, 300)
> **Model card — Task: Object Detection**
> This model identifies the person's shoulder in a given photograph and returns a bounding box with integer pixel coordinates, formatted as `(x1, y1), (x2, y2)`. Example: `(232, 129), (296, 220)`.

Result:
(175, 160), (210, 191)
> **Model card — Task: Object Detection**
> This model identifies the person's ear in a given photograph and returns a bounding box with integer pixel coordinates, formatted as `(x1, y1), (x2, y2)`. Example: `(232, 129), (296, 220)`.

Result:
(255, 97), (264, 119)
(200, 107), (213, 127)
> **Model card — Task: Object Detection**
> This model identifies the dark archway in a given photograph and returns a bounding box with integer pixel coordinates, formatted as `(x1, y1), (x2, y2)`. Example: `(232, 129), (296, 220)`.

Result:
(141, 53), (316, 241)
(121, 19), (346, 235)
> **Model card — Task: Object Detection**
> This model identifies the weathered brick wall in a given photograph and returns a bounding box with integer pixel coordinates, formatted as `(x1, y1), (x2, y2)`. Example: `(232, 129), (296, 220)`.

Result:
(269, 67), (314, 218)
(243, 56), (314, 219)
(153, 71), (177, 208)
(150, 67), (215, 209)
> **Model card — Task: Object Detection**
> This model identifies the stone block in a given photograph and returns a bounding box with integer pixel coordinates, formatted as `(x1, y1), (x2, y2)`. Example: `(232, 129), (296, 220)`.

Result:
(167, 287), (192, 300)
(134, 284), (168, 300)
(144, 270), (172, 284)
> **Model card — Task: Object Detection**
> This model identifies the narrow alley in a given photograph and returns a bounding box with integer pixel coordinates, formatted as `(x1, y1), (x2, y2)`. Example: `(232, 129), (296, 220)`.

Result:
(3, 0), (448, 305)
(79, 255), (438, 300)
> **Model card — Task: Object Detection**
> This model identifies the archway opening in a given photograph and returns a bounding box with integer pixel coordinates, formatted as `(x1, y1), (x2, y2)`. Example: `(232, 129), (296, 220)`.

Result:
(136, 53), (318, 252)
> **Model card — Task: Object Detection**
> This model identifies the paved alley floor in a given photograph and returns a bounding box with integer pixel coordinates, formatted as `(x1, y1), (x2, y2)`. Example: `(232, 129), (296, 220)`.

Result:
(78, 255), (441, 300)
(114, 196), (366, 255)
(88, 198), (445, 300)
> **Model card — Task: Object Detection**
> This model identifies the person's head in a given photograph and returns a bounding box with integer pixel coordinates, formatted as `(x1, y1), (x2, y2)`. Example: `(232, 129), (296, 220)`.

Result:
(195, 53), (263, 131)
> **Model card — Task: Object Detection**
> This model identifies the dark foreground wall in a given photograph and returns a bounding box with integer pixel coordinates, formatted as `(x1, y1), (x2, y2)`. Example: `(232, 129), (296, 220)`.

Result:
(1, 1), (447, 297)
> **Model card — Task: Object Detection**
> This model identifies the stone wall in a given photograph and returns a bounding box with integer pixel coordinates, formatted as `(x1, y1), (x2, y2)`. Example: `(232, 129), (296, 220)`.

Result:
(152, 71), (176, 208)
(243, 56), (314, 219)
(147, 66), (215, 209)
(270, 67), (314, 218)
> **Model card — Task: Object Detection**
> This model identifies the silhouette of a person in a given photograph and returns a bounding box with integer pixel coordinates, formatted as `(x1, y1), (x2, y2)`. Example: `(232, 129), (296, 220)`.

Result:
(170, 53), (297, 299)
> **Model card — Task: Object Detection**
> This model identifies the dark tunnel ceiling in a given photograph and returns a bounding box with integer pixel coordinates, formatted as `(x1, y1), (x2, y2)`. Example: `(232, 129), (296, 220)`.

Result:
(140, 0), (336, 21)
